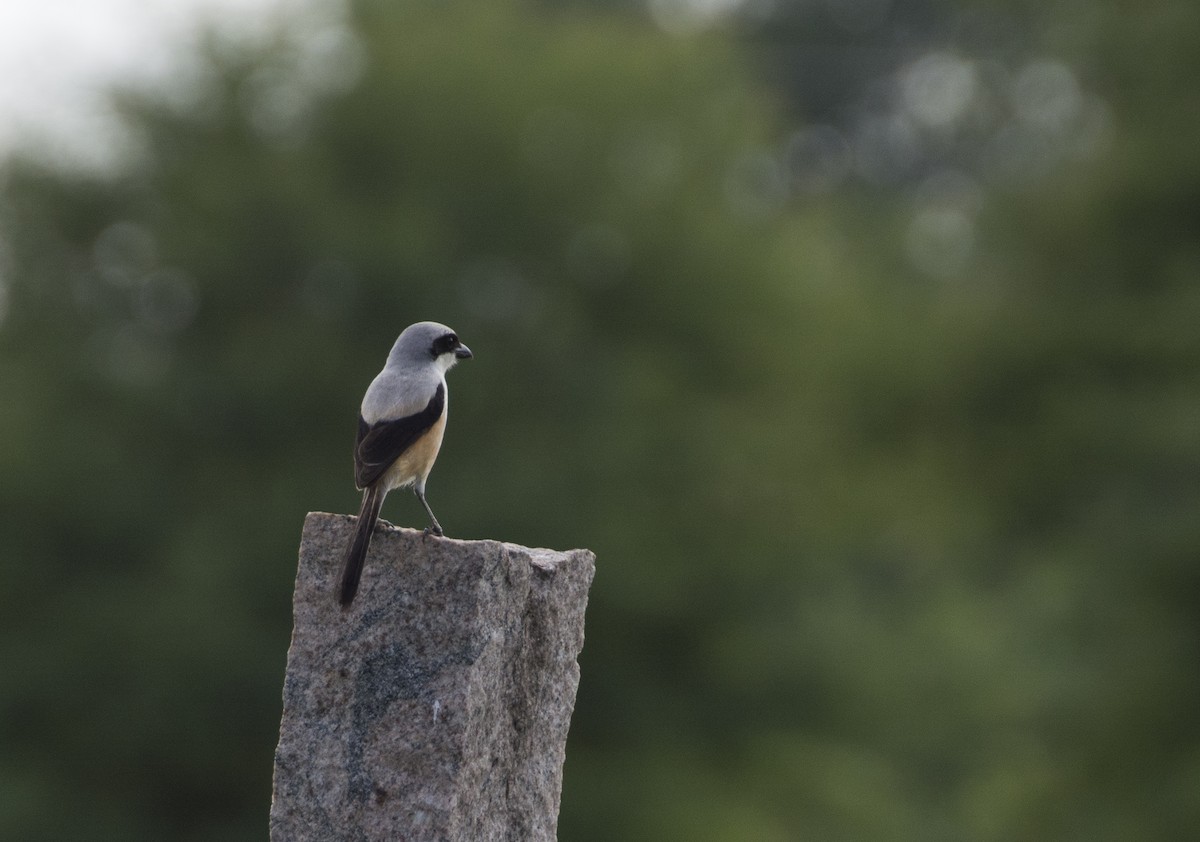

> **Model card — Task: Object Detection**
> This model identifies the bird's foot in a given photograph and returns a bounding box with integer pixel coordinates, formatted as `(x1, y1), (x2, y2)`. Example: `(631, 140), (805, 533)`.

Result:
(423, 524), (444, 538)
(375, 518), (396, 531)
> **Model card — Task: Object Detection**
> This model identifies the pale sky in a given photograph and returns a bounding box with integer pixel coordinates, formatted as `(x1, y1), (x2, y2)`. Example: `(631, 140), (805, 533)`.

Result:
(0, 0), (326, 166)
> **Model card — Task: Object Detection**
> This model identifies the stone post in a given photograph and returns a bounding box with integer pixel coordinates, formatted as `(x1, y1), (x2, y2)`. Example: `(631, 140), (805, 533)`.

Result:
(270, 512), (595, 841)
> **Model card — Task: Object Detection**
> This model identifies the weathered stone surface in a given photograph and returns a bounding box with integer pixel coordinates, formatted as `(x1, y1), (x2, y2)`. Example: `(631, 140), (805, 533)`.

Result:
(270, 512), (595, 842)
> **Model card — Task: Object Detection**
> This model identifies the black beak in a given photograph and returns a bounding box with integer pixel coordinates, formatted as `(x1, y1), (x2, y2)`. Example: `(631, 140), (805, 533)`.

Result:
(454, 344), (473, 360)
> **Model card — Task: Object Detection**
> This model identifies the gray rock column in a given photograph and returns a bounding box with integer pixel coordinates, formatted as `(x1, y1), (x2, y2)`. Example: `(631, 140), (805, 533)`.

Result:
(270, 512), (595, 842)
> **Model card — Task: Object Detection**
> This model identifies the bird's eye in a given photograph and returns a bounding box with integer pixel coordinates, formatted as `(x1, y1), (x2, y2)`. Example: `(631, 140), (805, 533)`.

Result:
(446, 333), (458, 346)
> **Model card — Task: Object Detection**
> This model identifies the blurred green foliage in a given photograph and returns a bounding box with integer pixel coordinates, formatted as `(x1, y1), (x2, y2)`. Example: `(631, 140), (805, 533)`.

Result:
(1, 0), (1199, 839)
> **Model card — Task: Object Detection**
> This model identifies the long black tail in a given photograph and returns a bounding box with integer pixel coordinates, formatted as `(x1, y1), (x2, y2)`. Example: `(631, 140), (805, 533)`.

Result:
(338, 484), (385, 606)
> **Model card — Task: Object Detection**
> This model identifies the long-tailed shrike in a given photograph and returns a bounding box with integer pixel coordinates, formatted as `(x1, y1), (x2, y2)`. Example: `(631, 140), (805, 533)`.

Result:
(337, 321), (472, 606)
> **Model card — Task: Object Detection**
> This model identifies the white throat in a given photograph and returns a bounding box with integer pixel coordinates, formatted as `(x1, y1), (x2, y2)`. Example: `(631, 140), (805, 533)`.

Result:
(435, 354), (459, 376)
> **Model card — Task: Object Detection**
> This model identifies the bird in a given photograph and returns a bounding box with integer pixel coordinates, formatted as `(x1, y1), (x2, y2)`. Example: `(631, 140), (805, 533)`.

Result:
(336, 321), (472, 606)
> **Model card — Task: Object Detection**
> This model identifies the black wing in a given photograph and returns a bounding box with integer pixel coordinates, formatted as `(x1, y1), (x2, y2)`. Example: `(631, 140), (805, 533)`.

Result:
(353, 382), (445, 488)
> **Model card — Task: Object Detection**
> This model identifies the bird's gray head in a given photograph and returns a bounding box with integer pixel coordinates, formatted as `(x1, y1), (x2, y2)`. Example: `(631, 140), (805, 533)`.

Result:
(387, 321), (473, 372)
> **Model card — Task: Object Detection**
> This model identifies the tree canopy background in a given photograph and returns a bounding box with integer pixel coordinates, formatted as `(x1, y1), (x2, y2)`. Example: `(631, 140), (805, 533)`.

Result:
(2, 0), (1198, 839)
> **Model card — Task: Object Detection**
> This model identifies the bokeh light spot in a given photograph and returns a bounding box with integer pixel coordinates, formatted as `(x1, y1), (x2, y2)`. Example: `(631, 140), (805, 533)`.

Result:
(1011, 59), (1082, 133)
(93, 220), (157, 288)
(649, 0), (745, 35)
(901, 52), (979, 130)
(905, 169), (983, 278)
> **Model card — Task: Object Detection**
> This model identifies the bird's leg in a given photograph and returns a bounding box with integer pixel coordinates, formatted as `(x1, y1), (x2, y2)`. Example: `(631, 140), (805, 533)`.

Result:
(415, 488), (444, 537)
